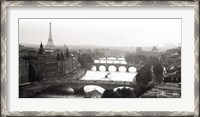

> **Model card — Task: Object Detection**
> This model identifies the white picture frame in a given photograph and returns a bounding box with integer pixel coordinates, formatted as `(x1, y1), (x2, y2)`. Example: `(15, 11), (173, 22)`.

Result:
(1, 1), (199, 116)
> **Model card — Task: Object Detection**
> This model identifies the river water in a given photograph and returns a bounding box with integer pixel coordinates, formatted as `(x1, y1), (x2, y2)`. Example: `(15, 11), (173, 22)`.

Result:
(33, 57), (137, 98)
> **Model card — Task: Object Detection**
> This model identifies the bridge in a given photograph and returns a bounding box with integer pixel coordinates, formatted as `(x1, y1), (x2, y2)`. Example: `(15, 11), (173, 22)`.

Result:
(43, 80), (136, 91)
(89, 63), (143, 72)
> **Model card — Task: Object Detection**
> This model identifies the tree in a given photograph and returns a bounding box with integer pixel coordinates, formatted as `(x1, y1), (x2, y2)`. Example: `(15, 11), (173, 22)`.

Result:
(125, 54), (147, 64)
(116, 87), (136, 98)
(153, 64), (163, 76)
(134, 83), (154, 97)
(78, 54), (93, 68)
(134, 55), (148, 64)
(153, 64), (163, 83)
(148, 56), (160, 65)
(135, 64), (152, 86)
(78, 55), (86, 68)
(29, 63), (39, 83)
(87, 55), (94, 63)
(56, 52), (61, 61)
(166, 48), (179, 54)
(136, 47), (143, 53)
(152, 46), (158, 52)
(125, 53), (135, 63)
(102, 89), (118, 98)
(65, 48), (70, 58)
(134, 85), (148, 97)
(160, 53), (167, 63)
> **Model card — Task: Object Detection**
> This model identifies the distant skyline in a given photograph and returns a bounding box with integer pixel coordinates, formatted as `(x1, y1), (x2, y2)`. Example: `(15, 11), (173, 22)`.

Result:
(19, 19), (181, 47)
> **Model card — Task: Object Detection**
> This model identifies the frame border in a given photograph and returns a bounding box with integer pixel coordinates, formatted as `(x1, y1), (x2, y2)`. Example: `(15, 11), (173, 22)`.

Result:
(1, 1), (199, 116)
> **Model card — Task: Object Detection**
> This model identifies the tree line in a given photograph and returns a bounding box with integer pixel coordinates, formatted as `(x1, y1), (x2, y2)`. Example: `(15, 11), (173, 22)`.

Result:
(102, 55), (164, 98)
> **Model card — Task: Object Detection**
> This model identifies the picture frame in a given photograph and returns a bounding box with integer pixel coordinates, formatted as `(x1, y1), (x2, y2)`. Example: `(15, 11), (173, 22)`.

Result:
(1, 0), (199, 116)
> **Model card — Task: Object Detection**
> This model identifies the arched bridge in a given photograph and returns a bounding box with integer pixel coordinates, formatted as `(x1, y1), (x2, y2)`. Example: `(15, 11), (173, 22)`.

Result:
(89, 63), (143, 72)
(43, 80), (136, 91)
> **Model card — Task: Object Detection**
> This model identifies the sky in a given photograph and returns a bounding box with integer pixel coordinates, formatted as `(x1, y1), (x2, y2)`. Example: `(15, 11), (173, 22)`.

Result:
(19, 18), (181, 47)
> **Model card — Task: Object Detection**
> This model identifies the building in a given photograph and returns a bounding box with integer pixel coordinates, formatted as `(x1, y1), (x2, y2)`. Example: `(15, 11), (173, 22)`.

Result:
(19, 45), (38, 84)
(19, 52), (29, 85)
(19, 22), (80, 84)
(140, 83), (181, 98)
(163, 70), (181, 83)
(136, 46), (161, 58)
(38, 42), (58, 80)
(44, 54), (58, 79)
(57, 51), (65, 77)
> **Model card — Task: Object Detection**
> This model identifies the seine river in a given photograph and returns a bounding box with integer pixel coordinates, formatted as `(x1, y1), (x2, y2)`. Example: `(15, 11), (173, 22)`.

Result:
(33, 57), (137, 98)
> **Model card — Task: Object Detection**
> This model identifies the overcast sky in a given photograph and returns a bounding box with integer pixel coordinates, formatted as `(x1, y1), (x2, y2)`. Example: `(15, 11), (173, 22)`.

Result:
(19, 19), (181, 47)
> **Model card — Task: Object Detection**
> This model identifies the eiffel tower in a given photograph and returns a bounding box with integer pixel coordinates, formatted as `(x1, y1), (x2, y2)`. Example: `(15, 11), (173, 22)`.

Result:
(46, 22), (55, 49)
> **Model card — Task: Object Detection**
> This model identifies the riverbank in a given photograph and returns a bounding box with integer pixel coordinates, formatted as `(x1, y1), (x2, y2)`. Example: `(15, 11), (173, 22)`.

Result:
(60, 67), (87, 81)
(31, 85), (85, 98)
(19, 67), (87, 98)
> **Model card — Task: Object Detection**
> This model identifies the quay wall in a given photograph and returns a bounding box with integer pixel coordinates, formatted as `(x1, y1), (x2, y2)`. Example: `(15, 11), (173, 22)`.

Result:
(61, 67), (87, 81)
(19, 67), (87, 98)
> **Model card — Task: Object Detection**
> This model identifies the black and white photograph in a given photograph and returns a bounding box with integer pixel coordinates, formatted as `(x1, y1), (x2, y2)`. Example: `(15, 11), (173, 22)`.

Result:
(1, 1), (198, 116)
(19, 18), (181, 98)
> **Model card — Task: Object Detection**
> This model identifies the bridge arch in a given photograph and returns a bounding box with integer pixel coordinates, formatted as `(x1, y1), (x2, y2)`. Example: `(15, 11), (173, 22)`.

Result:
(113, 86), (133, 91)
(108, 65), (117, 72)
(118, 65), (131, 72)
(83, 85), (105, 93)
(89, 63), (142, 72)
(90, 65), (97, 71)
(128, 67), (137, 72)
(99, 65), (106, 71)
(43, 81), (136, 94)
(118, 66), (127, 72)
(67, 84), (134, 91)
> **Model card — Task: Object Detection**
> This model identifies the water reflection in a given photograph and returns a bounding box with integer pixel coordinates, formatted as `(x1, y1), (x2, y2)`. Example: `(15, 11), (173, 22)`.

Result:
(83, 56), (137, 94)
(91, 66), (97, 71)
(108, 66), (116, 72)
(84, 85), (105, 94)
(119, 66), (126, 72)
(81, 67), (137, 94)
(99, 65), (106, 71)
(82, 66), (137, 81)
(129, 67), (137, 72)
(113, 86), (134, 91)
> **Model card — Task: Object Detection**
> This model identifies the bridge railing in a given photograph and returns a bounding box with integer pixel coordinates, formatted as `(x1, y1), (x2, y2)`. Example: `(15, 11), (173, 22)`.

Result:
(44, 79), (134, 85)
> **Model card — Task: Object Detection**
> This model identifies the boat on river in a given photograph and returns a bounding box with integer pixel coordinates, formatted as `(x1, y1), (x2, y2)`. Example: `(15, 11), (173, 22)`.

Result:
(104, 72), (112, 79)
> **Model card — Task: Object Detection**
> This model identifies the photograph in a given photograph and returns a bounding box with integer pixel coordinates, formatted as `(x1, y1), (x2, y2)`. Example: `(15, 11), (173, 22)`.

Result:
(1, 0), (198, 116)
(19, 18), (181, 98)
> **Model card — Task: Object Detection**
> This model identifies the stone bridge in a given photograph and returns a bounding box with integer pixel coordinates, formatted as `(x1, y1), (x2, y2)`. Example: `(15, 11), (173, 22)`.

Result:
(88, 63), (143, 72)
(43, 80), (136, 91)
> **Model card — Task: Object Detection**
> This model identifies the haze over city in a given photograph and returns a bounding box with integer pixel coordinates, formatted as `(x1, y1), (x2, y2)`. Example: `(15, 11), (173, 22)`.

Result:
(19, 19), (181, 48)
(19, 18), (182, 98)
